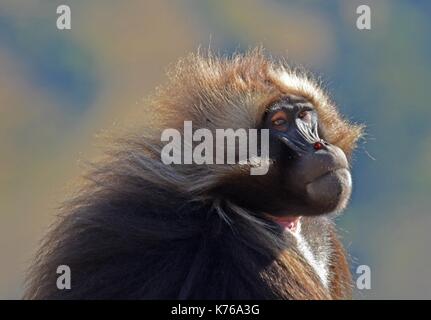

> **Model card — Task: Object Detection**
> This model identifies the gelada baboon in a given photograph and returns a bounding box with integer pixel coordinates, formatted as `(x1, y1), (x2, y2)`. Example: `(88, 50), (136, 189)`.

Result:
(25, 49), (363, 299)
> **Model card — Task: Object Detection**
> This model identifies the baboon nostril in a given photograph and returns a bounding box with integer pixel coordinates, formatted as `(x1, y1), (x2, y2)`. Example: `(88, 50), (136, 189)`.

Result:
(313, 141), (323, 150)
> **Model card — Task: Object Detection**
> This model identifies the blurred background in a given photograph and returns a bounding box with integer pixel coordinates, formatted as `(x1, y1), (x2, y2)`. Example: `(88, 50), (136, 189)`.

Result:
(1, 0), (430, 299)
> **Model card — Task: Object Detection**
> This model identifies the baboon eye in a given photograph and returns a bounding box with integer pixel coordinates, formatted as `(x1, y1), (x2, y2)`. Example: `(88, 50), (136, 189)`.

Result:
(271, 111), (289, 129)
(273, 119), (286, 126)
(298, 110), (312, 123)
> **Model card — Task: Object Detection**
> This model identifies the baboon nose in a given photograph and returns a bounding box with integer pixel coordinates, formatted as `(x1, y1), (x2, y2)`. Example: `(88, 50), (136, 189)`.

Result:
(313, 141), (324, 150)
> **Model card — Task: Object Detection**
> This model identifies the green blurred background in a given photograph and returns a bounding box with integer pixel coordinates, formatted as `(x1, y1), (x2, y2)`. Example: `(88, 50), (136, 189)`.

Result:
(1, 0), (430, 299)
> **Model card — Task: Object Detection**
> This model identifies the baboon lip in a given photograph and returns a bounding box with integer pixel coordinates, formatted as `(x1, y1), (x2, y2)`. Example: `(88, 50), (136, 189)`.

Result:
(266, 214), (301, 232)
(306, 167), (349, 186)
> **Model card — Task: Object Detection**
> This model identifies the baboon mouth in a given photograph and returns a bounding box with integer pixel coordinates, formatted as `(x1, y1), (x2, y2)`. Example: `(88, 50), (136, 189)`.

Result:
(305, 168), (351, 193)
(266, 215), (301, 232)
(305, 166), (349, 185)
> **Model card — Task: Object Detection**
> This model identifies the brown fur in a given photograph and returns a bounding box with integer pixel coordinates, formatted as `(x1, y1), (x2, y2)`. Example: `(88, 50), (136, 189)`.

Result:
(24, 49), (362, 300)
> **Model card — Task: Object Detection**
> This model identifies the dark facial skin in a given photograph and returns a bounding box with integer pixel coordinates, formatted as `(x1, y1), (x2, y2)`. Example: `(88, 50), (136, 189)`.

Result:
(218, 96), (352, 218)
(262, 96), (352, 216)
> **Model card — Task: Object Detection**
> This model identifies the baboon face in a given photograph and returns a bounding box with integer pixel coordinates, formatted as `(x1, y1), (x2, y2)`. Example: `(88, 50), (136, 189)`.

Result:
(261, 95), (352, 217)
(220, 95), (352, 219)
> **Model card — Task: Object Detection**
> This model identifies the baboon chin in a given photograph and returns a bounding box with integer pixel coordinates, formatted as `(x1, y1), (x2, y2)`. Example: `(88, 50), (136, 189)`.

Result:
(24, 48), (363, 300)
